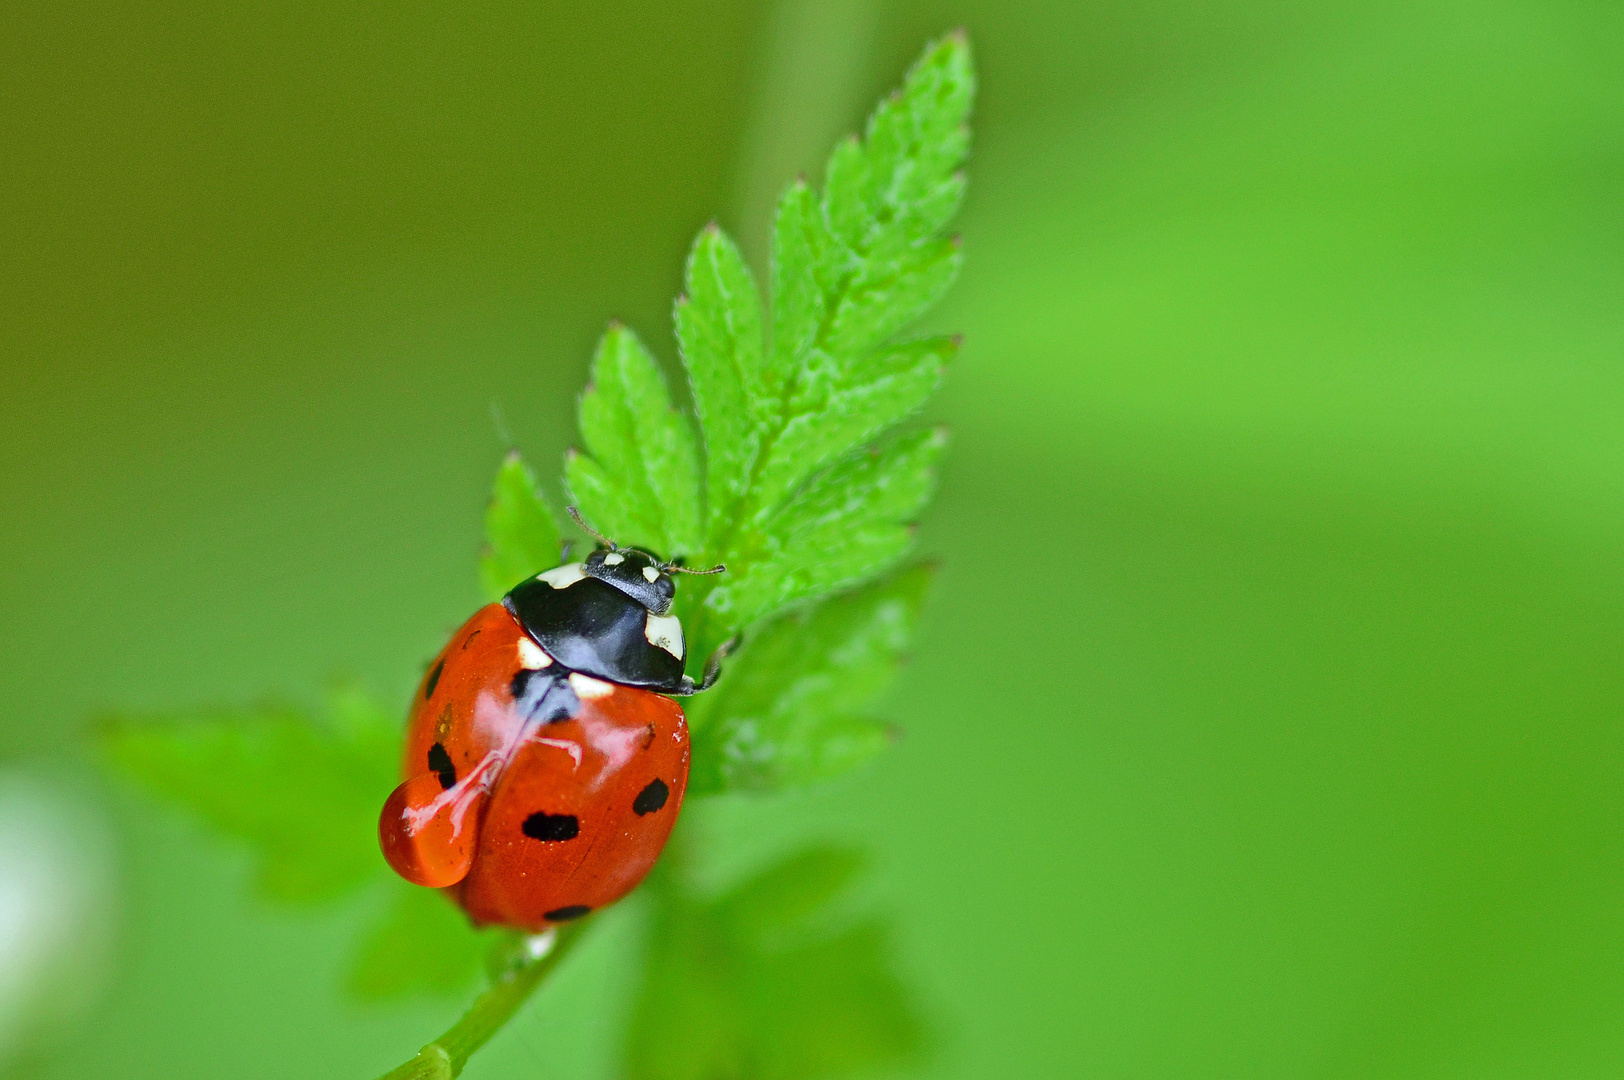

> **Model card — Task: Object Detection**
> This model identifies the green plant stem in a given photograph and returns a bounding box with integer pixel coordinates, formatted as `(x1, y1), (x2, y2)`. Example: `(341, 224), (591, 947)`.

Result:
(374, 921), (589, 1080)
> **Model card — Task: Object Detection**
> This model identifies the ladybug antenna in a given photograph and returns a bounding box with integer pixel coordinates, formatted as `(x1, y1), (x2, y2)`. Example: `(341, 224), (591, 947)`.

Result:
(663, 559), (726, 576)
(566, 505), (616, 550)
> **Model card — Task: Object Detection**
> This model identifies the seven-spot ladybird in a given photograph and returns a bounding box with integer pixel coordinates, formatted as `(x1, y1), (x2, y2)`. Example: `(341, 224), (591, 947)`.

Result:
(379, 516), (727, 931)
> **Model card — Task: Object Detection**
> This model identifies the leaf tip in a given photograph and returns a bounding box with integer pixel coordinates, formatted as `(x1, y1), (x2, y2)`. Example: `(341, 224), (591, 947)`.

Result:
(935, 28), (973, 66)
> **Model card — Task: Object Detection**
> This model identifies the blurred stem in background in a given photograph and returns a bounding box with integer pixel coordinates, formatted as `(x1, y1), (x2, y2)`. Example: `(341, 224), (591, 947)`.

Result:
(731, 0), (884, 264)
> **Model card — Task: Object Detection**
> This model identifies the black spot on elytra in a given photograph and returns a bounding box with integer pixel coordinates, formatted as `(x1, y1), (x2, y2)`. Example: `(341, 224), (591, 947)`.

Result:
(545, 905), (591, 922)
(427, 743), (457, 790)
(522, 812), (579, 842)
(510, 668), (579, 724)
(424, 659), (445, 699)
(633, 779), (669, 815)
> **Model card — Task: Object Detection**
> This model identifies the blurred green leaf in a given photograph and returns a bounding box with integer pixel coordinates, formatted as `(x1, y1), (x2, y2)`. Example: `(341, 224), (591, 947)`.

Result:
(710, 846), (868, 947)
(624, 845), (925, 1080)
(566, 324), (705, 557)
(348, 881), (490, 1001)
(480, 451), (563, 601)
(99, 687), (398, 903)
(686, 562), (932, 795)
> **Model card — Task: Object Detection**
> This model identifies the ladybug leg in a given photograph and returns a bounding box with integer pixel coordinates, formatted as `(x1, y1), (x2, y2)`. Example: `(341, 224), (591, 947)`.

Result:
(676, 633), (740, 695)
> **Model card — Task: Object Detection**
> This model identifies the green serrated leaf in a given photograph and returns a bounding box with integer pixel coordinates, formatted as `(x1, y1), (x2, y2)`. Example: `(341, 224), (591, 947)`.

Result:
(549, 35), (970, 789)
(831, 34), (973, 259)
(567, 324), (703, 556)
(480, 451), (563, 600)
(671, 36), (970, 655)
(823, 238), (962, 358)
(768, 180), (828, 376)
(678, 226), (772, 543)
(624, 844), (926, 1080)
(347, 881), (489, 1001)
(705, 429), (945, 632)
(99, 691), (399, 903)
(753, 336), (955, 519)
(687, 563), (932, 795)
(820, 135), (871, 260)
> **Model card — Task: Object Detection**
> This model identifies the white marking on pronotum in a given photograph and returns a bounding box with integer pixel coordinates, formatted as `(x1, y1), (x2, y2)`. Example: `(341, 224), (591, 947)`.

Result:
(642, 565), (659, 582)
(602, 552), (625, 566)
(569, 673), (615, 700)
(644, 612), (684, 659)
(537, 563), (586, 588)
(516, 638), (551, 669)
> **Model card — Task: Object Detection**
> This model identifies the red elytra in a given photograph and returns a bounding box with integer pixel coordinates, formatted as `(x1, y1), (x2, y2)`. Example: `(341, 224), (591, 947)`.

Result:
(379, 603), (689, 930)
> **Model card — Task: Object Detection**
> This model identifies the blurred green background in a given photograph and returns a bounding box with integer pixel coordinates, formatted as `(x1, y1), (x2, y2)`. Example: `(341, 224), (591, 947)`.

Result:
(3, 0), (1623, 1076)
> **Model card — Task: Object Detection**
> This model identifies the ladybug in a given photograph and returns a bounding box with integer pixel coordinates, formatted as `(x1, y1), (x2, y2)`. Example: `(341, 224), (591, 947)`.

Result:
(379, 516), (727, 931)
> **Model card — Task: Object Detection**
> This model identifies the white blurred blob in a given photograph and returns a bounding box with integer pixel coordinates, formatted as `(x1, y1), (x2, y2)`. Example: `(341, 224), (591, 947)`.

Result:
(0, 773), (114, 1068)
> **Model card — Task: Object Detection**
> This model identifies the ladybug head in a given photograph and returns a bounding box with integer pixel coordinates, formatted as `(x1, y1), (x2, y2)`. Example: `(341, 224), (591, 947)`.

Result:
(582, 547), (677, 614)
(570, 507), (724, 617)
